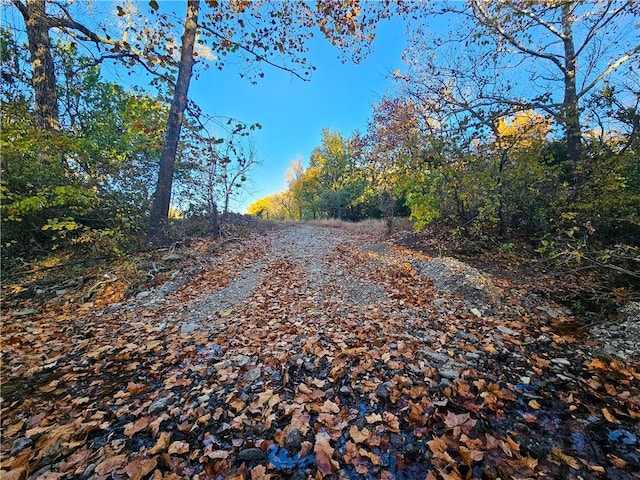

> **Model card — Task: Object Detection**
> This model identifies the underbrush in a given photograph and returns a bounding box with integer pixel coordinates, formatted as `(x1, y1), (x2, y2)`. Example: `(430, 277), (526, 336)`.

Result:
(392, 222), (639, 323)
(1, 213), (266, 313)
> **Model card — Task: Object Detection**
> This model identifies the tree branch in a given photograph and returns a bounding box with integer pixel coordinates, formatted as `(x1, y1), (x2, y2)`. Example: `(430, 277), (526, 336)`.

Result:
(198, 24), (309, 82)
(575, 0), (628, 58)
(511, 4), (565, 39)
(578, 44), (640, 98)
(11, 0), (28, 18)
(470, 0), (565, 73)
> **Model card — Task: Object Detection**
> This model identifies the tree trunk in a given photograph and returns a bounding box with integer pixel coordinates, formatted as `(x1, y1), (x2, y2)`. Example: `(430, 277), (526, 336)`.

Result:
(21, 0), (59, 131)
(149, 0), (200, 243)
(561, 4), (581, 166)
(210, 202), (221, 237)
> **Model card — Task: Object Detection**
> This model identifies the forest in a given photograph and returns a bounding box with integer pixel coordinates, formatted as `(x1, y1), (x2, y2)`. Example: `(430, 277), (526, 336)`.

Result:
(2, 1), (639, 266)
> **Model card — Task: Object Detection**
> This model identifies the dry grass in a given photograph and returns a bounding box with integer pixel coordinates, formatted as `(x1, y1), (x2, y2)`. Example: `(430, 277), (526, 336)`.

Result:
(303, 218), (413, 236)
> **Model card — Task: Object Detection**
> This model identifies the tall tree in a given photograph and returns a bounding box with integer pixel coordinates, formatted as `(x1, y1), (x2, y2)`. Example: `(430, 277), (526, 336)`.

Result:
(149, 0), (200, 242)
(12, 0), (59, 131)
(400, 0), (640, 167)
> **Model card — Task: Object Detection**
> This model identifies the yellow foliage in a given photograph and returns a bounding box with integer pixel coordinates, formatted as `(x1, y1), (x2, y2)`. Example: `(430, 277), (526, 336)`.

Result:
(496, 109), (551, 147)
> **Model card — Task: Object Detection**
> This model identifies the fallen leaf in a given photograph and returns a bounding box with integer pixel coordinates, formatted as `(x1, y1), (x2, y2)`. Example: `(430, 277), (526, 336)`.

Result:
(168, 440), (189, 455)
(547, 446), (579, 469)
(149, 432), (171, 454)
(320, 399), (340, 414)
(443, 412), (476, 435)
(314, 430), (336, 476)
(602, 408), (618, 423)
(4, 420), (25, 438)
(1, 468), (26, 480)
(251, 464), (271, 479)
(95, 454), (127, 476)
(383, 412), (400, 433)
(365, 412), (382, 424)
(204, 449), (231, 460)
(123, 456), (157, 480)
(124, 417), (151, 437)
(528, 399), (541, 410)
(349, 425), (369, 443)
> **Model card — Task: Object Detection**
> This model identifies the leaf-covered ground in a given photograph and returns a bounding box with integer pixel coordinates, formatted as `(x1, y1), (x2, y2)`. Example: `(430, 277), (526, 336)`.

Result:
(2, 224), (639, 480)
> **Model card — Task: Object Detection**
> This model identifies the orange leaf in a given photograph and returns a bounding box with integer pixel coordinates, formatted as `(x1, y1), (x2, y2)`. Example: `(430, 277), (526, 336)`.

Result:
(149, 432), (171, 455)
(126, 382), (147, 395)
(383, 412), (400, 433)
(94, 454), (127, 476)
(500, 436), (520, 457)
(251, 464), (272, 479)
(349, 425), (369, 444)
(1, 468), (26, 480)
(602, 408), (618, 423)
(365, 412), (382, 424)
(123, 456), (157, 480)
(427, 437), (448, 457)
(124, 417), (151, 437)
(4, 419), (25, 437)
(320, 400), (340, 414)
(198, 413), (212, 424)
(547, 446), (579, 469)
(588, 359), (608, 370)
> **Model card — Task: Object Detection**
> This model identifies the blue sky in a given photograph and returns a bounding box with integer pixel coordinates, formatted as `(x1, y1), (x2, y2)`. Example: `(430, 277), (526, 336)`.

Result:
(186, 18), (410, 212)
(3, 0), (411, 213)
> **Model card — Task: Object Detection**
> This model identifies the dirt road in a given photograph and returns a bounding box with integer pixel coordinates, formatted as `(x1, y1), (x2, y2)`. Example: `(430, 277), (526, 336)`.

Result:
(2, 224), (639, 479)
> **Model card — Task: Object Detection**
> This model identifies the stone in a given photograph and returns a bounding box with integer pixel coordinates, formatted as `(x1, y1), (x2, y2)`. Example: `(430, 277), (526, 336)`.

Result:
(550, 357), (571, 366)
(438, 364), (461, 380)
(11, 308), (39, 317)
(457, 332), (479, 342)
(237, 355), (251, 367)
(389, 433), (405, 449)
(497, 326), (520, 336)
(465, 352), (481, 361)
(537, 306), (560, 318)
(376, 381), (394, 400)
(415, 256), (500, 304)
(420, 349), (451, 364)
(180, 322), (199, 333)
(148, 397), (169, 414)
(284, 428), (303, 452)
(244, 366), (262, 382)
(10, 437), (33, 456)
(238, 448), (265, 462)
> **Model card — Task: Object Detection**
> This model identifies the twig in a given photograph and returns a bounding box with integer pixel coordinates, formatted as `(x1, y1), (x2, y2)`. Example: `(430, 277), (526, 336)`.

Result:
(582, 256), (640, 280)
